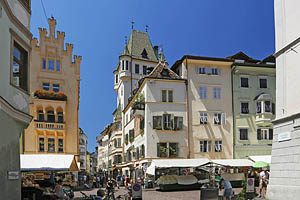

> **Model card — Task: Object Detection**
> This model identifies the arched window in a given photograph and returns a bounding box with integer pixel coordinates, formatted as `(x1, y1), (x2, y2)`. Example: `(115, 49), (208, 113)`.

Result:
(37, 110), (44, 121)
(47, 110), (55, 122)
(57, 112), (64, 123)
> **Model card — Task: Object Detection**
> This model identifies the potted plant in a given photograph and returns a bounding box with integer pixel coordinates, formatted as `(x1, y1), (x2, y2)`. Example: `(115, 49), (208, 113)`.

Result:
(155, 125), (162, 130)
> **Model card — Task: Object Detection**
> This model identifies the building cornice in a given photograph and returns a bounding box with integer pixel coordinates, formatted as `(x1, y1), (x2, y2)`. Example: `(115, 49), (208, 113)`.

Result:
(0, 0), (32, 39)
(0, 96), (32, 124)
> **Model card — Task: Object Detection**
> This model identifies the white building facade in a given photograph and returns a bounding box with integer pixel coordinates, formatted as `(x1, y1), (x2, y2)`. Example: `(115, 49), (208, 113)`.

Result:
(122, 62), (187, 176)
(79, 128), (87, 171)
(268, 0), (300, 199)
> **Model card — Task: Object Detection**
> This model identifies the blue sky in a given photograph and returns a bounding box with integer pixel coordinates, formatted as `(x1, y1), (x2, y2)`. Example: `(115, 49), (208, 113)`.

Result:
(30, 0), (275, 152)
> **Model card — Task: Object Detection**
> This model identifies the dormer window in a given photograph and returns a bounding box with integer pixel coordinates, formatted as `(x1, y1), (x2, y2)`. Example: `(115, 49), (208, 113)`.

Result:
(141, 49), (148, 59)
(161, 69), (169, 77)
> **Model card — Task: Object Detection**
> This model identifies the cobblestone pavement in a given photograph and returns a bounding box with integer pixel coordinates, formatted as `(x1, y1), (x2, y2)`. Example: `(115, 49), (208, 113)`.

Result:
(74, 187), (251, 200)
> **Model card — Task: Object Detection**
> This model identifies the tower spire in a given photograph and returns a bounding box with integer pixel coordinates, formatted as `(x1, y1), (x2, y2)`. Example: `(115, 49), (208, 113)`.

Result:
(146, 25), (148, 32)
(131, 20), (134, 30)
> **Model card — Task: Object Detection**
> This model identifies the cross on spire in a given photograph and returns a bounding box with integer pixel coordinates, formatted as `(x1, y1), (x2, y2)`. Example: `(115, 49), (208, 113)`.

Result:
(146, 25), (148, 32)
(125, 36), (127, 45)
(131, 20), (134, 30)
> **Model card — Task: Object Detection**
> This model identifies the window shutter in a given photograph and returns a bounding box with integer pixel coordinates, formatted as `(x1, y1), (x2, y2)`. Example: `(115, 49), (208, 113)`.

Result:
(157, 143), (160, 157)
(153, 116), (157, 128)
(179, 117), (183, 130)
(221, 113), (226, 125)
(269, 129), (273, 140)
(218, 68), (221, 75)
(272, 103), (275, 115)
(257, 129), (261, 140)
(195, 67), (199, 74)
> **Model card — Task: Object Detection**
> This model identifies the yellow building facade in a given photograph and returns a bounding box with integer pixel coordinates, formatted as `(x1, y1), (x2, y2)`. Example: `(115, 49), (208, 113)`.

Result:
(23, 18), (81, 155)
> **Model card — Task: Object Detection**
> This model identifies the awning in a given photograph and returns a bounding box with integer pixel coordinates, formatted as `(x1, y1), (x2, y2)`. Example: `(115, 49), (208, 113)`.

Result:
(20, 154), (79, 171)
(248, 155), (271, 164)
(146, 158), (211, 175)
(212, 159), (254, 167)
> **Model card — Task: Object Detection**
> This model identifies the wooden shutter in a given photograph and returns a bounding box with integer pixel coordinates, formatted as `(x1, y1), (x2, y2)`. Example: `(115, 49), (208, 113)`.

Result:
(257, 129), (261, 140)
(269, 129), (273, 140)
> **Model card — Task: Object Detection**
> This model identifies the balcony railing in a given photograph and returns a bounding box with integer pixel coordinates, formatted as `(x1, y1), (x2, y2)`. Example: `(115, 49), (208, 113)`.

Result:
(132, 102), (145, 110)
(34, 121), (65, 130)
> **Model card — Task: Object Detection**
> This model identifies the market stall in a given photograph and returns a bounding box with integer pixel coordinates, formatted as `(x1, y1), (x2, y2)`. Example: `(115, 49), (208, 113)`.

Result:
(20, 154), (79, 199)
(146, 158), (211, 191)
(248, 155), (271, 164)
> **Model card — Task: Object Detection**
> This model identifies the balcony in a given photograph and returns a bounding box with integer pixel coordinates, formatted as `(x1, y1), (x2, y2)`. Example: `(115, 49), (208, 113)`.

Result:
(131, 102), (145, 117)
(34, 121), (65, 130)
(255, 112), (274, 127)
(33, 90), (67, 101)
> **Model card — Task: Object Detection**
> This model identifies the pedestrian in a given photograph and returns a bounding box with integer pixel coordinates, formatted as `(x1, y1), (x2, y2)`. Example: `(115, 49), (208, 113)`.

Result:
(83, 175), (87, 184)
(116, 174), (121, 189)
(220, 178), (233, 200)
(121, 175), (125, 186)
(55, 180), (67, 199)
(93, 176), (97, 188)
(96, 176), (100, 188)
(259, 168), (269, 198)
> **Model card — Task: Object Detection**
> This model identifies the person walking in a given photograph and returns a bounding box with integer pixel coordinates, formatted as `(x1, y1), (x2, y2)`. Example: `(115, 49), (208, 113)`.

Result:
(96, 175), (100, 188)
(93, 176), (97, 188)
(116, 174), (121, 189)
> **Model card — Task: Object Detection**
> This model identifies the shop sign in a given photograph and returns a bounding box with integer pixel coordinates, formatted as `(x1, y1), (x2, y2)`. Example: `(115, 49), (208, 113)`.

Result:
(278, 132), (291, 142)
(132, 183), (142, 199)
(8, 171), (19, 180)
(246, 178), (255, 192)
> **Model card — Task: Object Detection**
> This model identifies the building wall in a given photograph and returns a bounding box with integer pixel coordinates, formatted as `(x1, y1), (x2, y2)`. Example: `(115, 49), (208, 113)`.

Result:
(268, 0), (300, 199)
(123, 79), (187, 160)
(184, 59), (233, 159)
(79, 132), (87, 170)
(0, 0), (31, 199)
(24, 18), (81, 155)
(233, 65), (275, 158)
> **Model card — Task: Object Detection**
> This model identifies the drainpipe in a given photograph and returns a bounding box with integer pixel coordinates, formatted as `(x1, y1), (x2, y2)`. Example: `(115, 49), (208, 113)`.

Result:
(185, 56), (191, 158)
(231, 64), (236, 158)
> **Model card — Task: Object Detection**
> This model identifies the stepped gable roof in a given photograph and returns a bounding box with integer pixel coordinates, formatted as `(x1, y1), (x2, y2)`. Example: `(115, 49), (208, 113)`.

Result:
(146, 62), (182, 80)
(121, 30), (158, 62)
(227, 51), (260, 63)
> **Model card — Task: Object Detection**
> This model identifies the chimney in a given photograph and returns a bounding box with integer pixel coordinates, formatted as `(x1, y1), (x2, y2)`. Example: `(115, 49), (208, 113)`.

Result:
(48, 17), (56, 39)
(153, 46), (159, 58)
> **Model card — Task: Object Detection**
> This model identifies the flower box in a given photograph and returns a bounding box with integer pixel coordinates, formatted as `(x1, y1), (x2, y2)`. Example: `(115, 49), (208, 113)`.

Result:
(33, 89), (67, 101)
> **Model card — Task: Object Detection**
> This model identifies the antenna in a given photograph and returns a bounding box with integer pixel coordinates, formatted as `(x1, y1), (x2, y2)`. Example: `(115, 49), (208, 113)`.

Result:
(146, 25), (148, 32)
(40, 0), (48, 23)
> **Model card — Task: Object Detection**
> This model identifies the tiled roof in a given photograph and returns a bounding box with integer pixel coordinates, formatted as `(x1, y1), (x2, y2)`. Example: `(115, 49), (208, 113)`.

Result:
(122, 30), (158, 63)
(227, 51), (260, 63)
(146, 62), (182, 80)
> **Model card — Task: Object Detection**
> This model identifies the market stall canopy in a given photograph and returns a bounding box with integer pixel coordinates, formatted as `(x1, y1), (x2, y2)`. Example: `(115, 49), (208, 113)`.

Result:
(212, 159), (254, 167)
(146, 158), (211, 175)
(248, 155), (271, 164)
(20, 154), (79, 171)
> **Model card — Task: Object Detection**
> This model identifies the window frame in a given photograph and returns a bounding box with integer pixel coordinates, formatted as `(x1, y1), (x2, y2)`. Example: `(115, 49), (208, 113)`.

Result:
(135, 64), (140, 74)
(213, 87), (221, 99)
(143, 65), (147, 75)
(161, 89), (174, 102)
(258, 76), (268, 89)
(58, 138), (64, 153)
(199, 86), (208, 99)
(200, 112), (208, 125)
(10, 30), (30, 93)
(213, 112), (226, 125)
(199, 140), (211, 152)
(240, 101), (250, 114)
(52, 84), (60, 92)
(214, 140), (222, 152)
(38, 137), (45, 152)
(240, 76), (249, 88)
(239, 128), (249, 140)
(47, 137), (55, 152)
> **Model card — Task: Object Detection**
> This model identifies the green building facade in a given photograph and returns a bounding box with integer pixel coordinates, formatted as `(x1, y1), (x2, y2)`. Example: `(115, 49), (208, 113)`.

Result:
(230, 52), (276, 158)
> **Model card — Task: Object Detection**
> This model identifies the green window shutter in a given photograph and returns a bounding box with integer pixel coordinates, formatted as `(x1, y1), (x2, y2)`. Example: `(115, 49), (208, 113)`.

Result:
(257, 129), (261, 140)
(269, 129), (273, 140)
